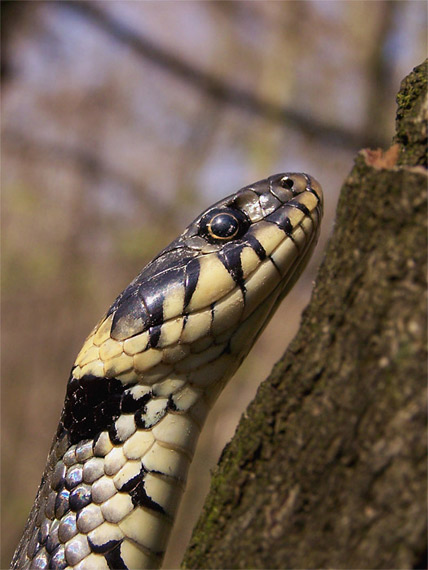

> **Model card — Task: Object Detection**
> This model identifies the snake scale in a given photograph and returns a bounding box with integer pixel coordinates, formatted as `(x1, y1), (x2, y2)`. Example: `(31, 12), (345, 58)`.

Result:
(12, 173), (323, 570)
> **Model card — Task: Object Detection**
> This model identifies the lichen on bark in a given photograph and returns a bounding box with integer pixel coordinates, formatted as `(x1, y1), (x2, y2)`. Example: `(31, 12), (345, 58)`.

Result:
(182, 61), (427, 570)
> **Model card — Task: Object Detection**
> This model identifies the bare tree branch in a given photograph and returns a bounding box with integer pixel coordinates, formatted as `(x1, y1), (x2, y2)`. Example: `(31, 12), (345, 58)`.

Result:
(182, 60), (427, 570)
(2, 130), (173, 224)
(64, 0), (385, 150)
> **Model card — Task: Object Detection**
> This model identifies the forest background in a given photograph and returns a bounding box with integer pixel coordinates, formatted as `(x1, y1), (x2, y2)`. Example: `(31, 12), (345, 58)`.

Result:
(2, 2), (426, 568)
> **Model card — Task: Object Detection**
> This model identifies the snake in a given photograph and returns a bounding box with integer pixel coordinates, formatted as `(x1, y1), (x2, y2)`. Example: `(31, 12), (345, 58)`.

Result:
(11, 172), (323, 570)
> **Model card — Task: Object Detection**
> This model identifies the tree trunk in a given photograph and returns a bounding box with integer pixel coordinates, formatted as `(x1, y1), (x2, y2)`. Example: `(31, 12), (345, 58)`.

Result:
(182, 61), (427, 570)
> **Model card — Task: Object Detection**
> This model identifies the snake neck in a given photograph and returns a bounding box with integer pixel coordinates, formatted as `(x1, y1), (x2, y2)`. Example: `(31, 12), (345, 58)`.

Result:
(12, 173), (323, 570)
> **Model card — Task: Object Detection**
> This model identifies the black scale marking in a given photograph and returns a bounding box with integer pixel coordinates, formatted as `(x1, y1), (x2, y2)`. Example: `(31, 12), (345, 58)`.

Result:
(265, 209), (293, 235)
(111, 288), (150, 341)
(109, 256), (191, 342)
(88, 536), (121, 556)
(61, 374), (179, 446)
(309, 187), (322, 203)
(218, 243), (246, 292)
(108, 423), (124, 446)
(121, 390), (152, 414)
(147, 324), (162, 348)
(167, 395), (178, 412)
(268, 255), (283, 276)
(139, 287), (164, 329)
(119, 466), (165, 514)
(244, 234), (266, 260)
(289, 201), (310, 216)
(287, 202), (317, 238)
(134, 400), (168, 430)
(105, 542), (127, 570)
(60, 374), (128, 445)
(183, 258), (200, 309)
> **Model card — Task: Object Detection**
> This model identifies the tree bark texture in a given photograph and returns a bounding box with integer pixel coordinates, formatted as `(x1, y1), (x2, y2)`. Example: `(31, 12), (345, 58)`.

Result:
(182, 61), (427, 570)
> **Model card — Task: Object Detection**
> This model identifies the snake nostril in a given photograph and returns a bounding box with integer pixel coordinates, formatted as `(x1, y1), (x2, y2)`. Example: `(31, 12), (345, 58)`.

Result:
(280, 177), (294, 190)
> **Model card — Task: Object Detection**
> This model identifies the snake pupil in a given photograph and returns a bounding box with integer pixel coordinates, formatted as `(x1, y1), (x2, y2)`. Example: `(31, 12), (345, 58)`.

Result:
(209, 213), (239, 239)
(201, 208), (248, 242)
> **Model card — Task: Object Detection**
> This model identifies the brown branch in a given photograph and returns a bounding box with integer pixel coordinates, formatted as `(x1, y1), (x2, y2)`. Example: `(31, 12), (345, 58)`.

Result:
(182, 61), (427, 570)
(2, 130), (174, 225)
(63, 0), (384, 150)
(363, 1), (400, 142)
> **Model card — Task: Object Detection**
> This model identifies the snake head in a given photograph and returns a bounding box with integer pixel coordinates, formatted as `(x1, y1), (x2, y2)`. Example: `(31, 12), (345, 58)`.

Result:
(67, 172), (323, 390)
(107, 172), (323, 339)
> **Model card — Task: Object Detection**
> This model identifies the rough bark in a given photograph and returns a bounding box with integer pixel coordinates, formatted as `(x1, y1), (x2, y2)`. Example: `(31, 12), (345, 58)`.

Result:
(182, 61), (427, 570)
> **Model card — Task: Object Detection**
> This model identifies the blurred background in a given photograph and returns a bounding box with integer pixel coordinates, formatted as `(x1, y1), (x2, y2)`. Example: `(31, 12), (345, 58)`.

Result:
(1, 1), (426, 567)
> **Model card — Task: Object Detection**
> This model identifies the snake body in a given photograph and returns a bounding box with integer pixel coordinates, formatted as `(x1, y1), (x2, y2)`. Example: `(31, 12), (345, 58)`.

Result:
(12, 173), (323, 570)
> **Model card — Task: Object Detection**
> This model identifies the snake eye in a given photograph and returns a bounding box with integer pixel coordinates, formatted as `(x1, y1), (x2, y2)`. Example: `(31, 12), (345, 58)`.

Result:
(200, 208), (249, 242)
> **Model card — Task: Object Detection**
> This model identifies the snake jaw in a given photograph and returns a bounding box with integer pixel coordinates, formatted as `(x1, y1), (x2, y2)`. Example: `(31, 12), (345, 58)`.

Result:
(12, 173), (323, 570)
